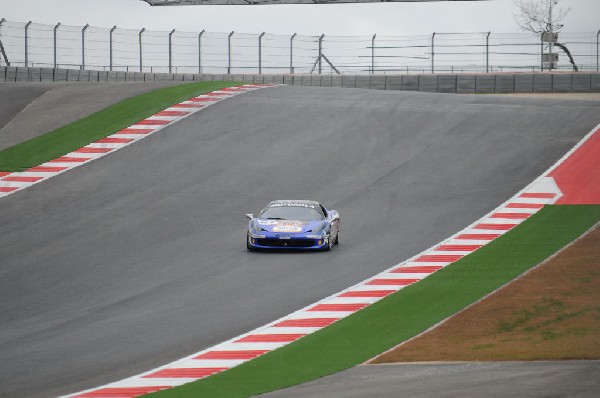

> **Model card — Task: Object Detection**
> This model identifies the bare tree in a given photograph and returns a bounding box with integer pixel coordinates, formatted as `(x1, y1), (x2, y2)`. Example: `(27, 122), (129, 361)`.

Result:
(514, 0), (578, 71)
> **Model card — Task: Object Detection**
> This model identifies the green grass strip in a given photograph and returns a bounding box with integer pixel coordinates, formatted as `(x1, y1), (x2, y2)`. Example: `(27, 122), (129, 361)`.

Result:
(0, 81), (241, 172)
(148, 204), (600, 398)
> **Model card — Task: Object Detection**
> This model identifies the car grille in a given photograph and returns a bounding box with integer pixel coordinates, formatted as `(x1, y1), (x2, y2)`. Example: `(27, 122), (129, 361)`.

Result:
(256, 238), (316, 248)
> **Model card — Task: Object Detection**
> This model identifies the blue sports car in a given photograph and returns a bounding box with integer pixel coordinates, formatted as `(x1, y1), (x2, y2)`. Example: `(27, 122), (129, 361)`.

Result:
(246, 200), (340, 251)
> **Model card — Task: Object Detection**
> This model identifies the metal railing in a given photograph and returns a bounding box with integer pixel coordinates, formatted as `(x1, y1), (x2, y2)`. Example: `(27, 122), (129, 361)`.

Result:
(1, 19), (599, 74)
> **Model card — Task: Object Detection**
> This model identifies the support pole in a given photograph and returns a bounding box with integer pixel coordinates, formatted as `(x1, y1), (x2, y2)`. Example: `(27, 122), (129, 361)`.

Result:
(109, 25), (116, 71)
(431, 32), (435, 74)
(139, 28), (145, 72)
(540, 32), (544, 71)
(25, 21), (32, 67)
(53, 22), (60, 69)
(485, 31), (491, 73)
(168, 29), (175, 74)
(198, 29), (204, 74)
(290, 33), (296, 74)
(548, 0), (554, 71)
(258, 32), (265, 74)
(82, 24), (89, 70)
(227, 31), (234, 74)
(371, 34), (376, 75)
(596, 30), (600, 72)
(0, 18), (11, 66)
(318, 34), (324, 74)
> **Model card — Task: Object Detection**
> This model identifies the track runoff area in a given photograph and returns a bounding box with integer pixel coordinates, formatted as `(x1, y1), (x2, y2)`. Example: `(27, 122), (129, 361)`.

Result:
(0, 85), (597, 398)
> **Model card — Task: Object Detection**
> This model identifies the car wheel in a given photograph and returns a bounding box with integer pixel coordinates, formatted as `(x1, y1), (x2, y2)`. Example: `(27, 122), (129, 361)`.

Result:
(334, 232), (339, 245)
(324, 234), (333, 251)
(247, 234), (255, 251)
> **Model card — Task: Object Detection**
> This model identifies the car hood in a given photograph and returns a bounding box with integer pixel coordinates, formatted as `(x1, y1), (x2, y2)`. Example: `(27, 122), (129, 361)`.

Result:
(254, 219), (326, 233)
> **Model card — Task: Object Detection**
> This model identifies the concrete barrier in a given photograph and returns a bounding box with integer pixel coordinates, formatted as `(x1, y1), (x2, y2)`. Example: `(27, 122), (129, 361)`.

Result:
(386, 76), (402, 91)
(3, 67), (598, 95)
(54, 68), (67, 82)
(28, 68), (41, 82)
(419, 75), (437, 92)
(355, 76), (371, 89)
(533, 74), (552, 92)
(572, 74), (590, 92)
(591, 74), (600, 92)
(515, 74), (534, 92)
(495, 74), (515, 93)
(475, 75), (496, 94)
(457, 75), (476, 93)
(342, 75), (356, 88)
(371, 76), (387, 90)
(401, 75), (419, 91)
(438, 75), (457, 93)
(66, 69), (80, 82)
(552, 74), (572, 92)
(16, 67), (30, 82)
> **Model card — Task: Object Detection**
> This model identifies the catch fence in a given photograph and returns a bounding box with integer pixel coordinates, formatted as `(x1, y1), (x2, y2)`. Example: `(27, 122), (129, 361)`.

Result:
(1, 19), (599, 74)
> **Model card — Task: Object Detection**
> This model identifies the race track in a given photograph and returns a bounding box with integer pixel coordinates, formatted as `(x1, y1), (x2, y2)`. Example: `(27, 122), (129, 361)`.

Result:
(0, 85), (598, 397)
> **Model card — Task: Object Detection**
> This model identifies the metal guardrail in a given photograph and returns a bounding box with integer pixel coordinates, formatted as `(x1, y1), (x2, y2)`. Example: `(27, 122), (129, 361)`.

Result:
(0, 19), (599, 75)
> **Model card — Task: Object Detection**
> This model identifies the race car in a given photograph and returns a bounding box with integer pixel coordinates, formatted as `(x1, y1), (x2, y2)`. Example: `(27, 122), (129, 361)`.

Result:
(246, 200), (340, 251)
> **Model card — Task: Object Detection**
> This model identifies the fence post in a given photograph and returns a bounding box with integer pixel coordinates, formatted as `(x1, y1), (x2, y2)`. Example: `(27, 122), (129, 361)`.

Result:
(139, 28), (145, 72)
(168, 29), (175, 74)
(258, 32), (265, 74)
(290, 33), (296, 74)
(540, 32), (544, 71)
(597, 29), (599, 71)
(24, 21), (32, 67)
(109, 25), (116, 71)
(485, 31), (490, 73)
(82, 24), (89, 70)
(371, 33), (376, 75)
(53, 22), (60, 68)
(228, 31), (234, 74)
(318, 34), (324, 74)
(431, 32), (435, 74)
(198, 29), (204, 73)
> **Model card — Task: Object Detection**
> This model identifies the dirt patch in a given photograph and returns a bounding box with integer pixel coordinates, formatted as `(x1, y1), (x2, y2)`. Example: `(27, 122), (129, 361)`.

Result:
(371, 222), (600, 363)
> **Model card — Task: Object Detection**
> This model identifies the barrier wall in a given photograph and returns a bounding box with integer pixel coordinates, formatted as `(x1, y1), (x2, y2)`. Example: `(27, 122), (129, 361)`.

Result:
(1, 66), (599, 93)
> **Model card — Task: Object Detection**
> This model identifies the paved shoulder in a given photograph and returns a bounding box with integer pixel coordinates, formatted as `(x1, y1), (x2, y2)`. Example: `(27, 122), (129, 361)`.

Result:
(260, 361), (600, 398)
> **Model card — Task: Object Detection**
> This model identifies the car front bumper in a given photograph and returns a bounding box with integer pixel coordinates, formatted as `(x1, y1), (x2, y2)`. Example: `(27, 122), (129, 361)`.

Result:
(248, 232), (329, 250)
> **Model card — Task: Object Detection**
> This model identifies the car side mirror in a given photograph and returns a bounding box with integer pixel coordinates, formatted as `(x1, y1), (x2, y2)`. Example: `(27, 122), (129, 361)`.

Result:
(245, 214), (254, 220)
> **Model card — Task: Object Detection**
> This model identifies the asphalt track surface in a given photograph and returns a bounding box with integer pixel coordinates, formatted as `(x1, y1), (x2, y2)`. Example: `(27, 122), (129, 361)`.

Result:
(0, 85), (599, 397)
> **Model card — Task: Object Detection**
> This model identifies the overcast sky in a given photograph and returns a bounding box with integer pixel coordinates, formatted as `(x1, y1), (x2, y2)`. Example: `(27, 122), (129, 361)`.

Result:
(1, 0), (598, 36)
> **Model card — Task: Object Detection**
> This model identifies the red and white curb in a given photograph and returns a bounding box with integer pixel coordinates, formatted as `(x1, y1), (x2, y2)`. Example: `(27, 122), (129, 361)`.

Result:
(60, 124), (599, 398)
(0, 84), (276, 199)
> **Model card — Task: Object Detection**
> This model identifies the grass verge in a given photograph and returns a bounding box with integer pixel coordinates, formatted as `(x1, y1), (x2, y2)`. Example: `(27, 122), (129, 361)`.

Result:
(373, 220), (600, 362)
(0, 81), (241, 172)
(148, 204), (600, 398)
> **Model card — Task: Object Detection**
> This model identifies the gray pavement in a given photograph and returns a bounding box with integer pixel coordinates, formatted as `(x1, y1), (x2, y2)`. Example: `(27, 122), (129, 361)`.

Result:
(259, 361), (600, 398)
(0, 82), (187, 151)
(0, 85), (599, 397)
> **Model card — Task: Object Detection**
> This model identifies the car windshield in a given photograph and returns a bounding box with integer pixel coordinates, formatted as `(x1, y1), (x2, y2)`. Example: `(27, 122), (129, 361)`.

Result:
(260, 206), (324, 221)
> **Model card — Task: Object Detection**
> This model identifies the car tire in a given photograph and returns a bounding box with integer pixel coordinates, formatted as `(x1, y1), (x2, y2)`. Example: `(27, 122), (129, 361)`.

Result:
(334, 232), (339, 245)
(246, 234), (255, 251)
(324, 234), (333, 251)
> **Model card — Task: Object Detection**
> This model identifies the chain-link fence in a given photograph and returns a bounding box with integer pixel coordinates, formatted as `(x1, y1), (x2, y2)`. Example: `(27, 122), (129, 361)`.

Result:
(1, 19), (599, 74)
